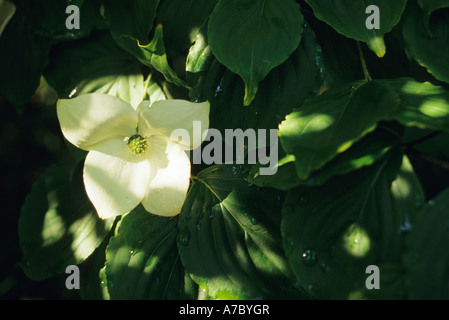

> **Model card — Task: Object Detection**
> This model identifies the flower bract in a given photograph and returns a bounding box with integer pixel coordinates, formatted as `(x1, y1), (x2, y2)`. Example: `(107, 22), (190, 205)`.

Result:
(57, 93), (210, 219)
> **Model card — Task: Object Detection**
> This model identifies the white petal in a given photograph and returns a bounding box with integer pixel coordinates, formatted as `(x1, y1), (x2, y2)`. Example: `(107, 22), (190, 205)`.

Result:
(137, 99), (210, 150)
(57, 93), (138, 151)
(141, 136), (191, 217)
(83, 139), (150, 219)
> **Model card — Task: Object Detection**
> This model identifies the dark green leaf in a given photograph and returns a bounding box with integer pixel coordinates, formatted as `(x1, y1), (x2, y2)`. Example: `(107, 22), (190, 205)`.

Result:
(178, 164), (305, 299)
(113, 24), (189, 89)
(282, 150), (425, 299)
(419, 0), (449, 14)
(279, 80), (400, 180)
(403, 2), (449, 85)
(404, 188), (449, 299)
(191, 25), (323, 139)
(249, 154), (299, 191)
(208, 0), (304, 105)
(19, 164), (114, 281)
(0, 6), (51, 112)
(25, 0), (106, 41)
(105, 205), (197, 300)
(156, 0), (219, 56)
(418, 0), (449, 35)
(306, 0), (407, 57)
(44, 31), (145, 109)
(103, 0), (159, 45)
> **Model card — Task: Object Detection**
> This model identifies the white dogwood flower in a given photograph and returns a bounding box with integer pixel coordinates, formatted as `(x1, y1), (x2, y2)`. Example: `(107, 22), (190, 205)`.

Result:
(57, 93), (209, 219)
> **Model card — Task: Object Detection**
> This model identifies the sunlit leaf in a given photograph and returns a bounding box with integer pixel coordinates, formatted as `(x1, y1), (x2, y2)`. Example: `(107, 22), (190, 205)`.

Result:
(279, 80), (400, 180)
(282, 150), (425, 299)
(178, 164), (305, 299)
(18, 165), (114, 281)
(105, 206), (197, 300)
(386, 78), (449, 133)
(113, 24), (189, 89)
(251, 122), (403, 189)
(0, 0), (15, 37)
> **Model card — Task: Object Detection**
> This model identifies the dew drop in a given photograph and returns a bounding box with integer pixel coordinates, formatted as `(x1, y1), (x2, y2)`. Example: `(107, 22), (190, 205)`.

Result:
(177, 228), (191, 246)
(214, 78), (224, 98)
(195, 209), (204, 230)
(301, 249), (317, 266)
(250, 216), (258, 225)
(206, 209), (214, 220)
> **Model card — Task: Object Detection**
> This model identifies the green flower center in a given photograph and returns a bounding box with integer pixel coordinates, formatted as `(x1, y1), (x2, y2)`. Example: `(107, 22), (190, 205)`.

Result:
(127, 134), (148, 156)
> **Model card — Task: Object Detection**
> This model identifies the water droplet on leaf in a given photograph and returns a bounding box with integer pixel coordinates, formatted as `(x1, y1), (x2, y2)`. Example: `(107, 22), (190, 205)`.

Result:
(301, 249), (317, 266)
(250, 216), (258, 225)
(177, 228), (191, 246)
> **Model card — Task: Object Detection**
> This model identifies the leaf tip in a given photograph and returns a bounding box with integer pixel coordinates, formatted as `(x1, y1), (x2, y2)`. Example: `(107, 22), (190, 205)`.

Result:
(368, 36), (386, 58)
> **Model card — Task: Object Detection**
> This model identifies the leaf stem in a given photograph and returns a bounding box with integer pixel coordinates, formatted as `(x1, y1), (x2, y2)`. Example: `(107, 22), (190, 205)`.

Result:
(404, 131), (443, 148)
(356, 41), (372, 82)
(405, 148), (449, 172)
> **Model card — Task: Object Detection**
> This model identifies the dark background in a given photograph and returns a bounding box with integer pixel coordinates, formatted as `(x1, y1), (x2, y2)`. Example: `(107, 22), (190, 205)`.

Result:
(0, 82), (79, 299)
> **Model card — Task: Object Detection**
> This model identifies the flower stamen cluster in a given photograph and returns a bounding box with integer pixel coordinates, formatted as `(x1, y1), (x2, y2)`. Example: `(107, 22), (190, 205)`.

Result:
(127, 134), (148, 156)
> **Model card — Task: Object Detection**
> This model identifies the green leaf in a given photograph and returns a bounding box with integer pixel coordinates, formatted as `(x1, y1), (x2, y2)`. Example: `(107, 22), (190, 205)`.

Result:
(404, 188), (449, 299)
(249, 154), (300, 191)
(186, 21), (214, 99)
(105, 206), (197, 300)
(410, 131), (449, 162)
(18, 164), (114, 281)
(419, 0), (449, 14)
(156, 0), (219, 56)
(386, 78), (449, 133)
(114, 24), (189, 89)
(306, 0), (407, 57)
(310, 20), (364, 87)
(208, 0), (304, 105)
(44, 31), (146, 109)
(418, 0), (449, 36)
(403, 2), (449, 85)
(282, 150), (425, 299)
(191, 24), (323, 140)
(79, 236), (111, 300)
(103, 0), (159, 45)
(251, 122), (403, 189)
(279, 80), (400, 180)
(178, 165), (305, 299)
(25, 0), (106, 41)
(0, 6), (51, 112)
(0, 0), (15, 37)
